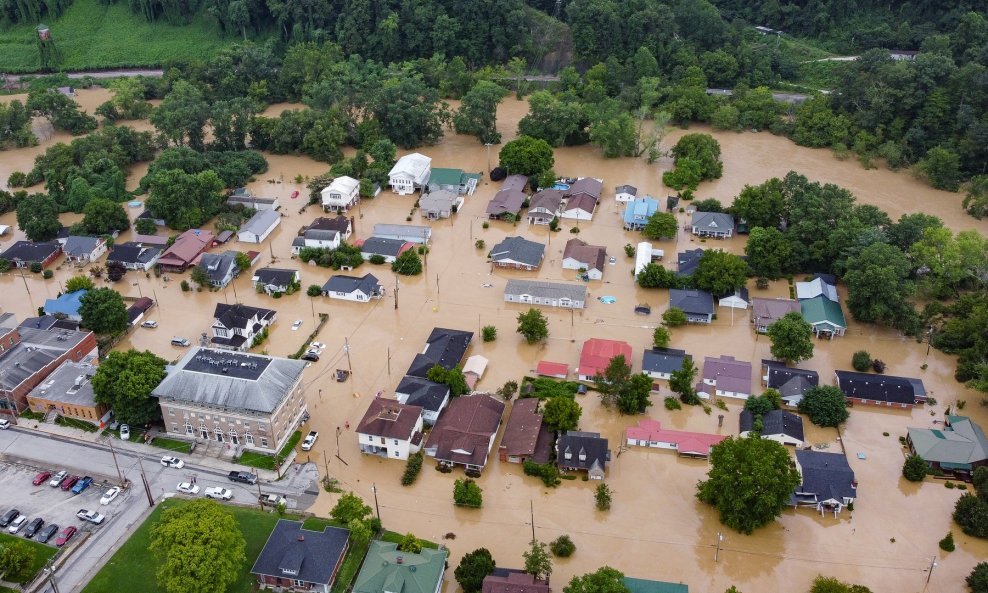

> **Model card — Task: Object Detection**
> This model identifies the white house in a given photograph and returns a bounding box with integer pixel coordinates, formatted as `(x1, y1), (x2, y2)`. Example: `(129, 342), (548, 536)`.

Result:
(210, 303), (276, 351)
(63, 236), (107, 265)
(388, 153), (432, 195)
(561, 238), (606, 280)
(320, 176), (360, 212)
(238, 209), (281, 244)
(615, 184), (638, 203)
(356, 398), (425, 460)
(291, 229), (341, 255)
(395, 377), (450, 426)
(559, 194), (597, 221)
(252, 268), (300, 295)
(372, 223), (432, 244)
(634, 242), (664, 277)
(719, 287), (750, 310)
(321, 274), (384, 302)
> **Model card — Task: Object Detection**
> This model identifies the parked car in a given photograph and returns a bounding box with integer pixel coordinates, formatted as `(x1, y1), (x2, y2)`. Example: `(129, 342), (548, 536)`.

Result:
(171, 337), (191, 347)
(37, 523), (59, 544)
(119, 424), (130, 440)
(24, 517), (44, 538)
(305, 347), (323, 356)
(160, 456), (185, 469)
(258, 493), (287, 507)
(32, 471), (52, 486)
(60, 476), (79, 491)
(71, 476), (93, 494)
(204, 487), (233, 500)
(309, 342), (325, 349)
(7, 515), (27, 534)
(0, 418), (10, 429)
(291, 320), (303, 330)
(100, 487), (120, 505)
(176, 482), (200, 495)
(141, 320), (158, 328)
(55, 526), (77, 547)
(49, 471), (67, 487)
(301, 431), (318, 451)
(301, 352), (319, 362)
(227, 471), (257, 485)
(0, 509), (20, 528)
(76, 509), (105, 525)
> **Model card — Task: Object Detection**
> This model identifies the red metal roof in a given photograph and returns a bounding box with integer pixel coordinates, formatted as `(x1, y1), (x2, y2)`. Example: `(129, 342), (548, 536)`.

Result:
(536, 361), (568, 377)
(578, 338), (632, 378)
(625, 419), (726, 454)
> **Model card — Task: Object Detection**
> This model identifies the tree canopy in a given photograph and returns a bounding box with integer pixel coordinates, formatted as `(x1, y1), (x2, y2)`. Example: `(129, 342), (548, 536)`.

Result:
(80, 288), (130, 336)
(542, 396), (581, 432)
(454, 548), (496, 593)
(797, 386), (850, 427)
(563, 567), (629, 593)
(767, 312), (815, 364)
(499, 136), (554, 178)
(517, 308), (549, 344)
(92, 349), (167, 425)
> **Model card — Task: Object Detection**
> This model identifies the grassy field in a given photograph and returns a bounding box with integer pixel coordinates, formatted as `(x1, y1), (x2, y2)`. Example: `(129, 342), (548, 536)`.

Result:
(55, 416), (99, 432)
(0, 532), (58, 584)
(236, 430), (302, 470)
(148, 436), (192, 454)
(0, 0), (241, 73)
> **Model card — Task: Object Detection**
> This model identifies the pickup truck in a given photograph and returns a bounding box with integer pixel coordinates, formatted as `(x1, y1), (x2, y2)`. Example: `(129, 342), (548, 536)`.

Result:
(300, 430), (318, 451)
(228, 471), (258, 485)
(258, 493), (287, 507)
(76, 509), (106, 525)
(204, 487), (233, 500)
(71, 476), (94, 494)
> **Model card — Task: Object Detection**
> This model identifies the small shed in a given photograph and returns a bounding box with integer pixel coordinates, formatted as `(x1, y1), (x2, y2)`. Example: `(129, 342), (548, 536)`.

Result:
(536, 361), (568, 379)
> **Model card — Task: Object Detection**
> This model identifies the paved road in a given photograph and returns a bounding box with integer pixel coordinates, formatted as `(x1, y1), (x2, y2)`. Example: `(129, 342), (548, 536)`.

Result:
(0, 428), (317, 593)
(4, 69), (164, 82)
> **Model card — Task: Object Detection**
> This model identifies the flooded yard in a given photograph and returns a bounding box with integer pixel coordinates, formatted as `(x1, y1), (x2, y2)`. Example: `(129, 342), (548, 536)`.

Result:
(1, 90), (988, 592)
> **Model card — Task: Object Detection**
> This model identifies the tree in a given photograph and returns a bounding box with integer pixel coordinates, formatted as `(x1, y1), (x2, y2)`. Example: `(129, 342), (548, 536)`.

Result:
(392, 249), (423, 275)
(518, 91), (586, 147)
(65, 275), (94, 292)
(397, 533), (422, 554)
(617, 374), (652, 415)
(887, 213), (944, 251)
(693, 250), (748, 296)
(851, 351), (872, 372)
(969, 563), (988, 593)
(808, 576), (873, 593)
(563, 567), (628, 593)
(92, 349), (167, 425)
(595, 483), (612, 510)
(15, 193), (61, 242)
(149, 499), (246, 593)
(939, 531), (955, 552)
(453, 479), (483, 508)
(670, 357), (700, 405)
(454, 81), (504, 144)
(482, 325), (497, 342)
(542, 396), (582, 432)
(670, 133), (722, 181)
(135, 218), (158, 235)
(653, 326), (671, 348)
(80, 288), (129, 335)
(918, 146), (961, 191)
(330, 492), (373, 524)
(641, 212), (677, 240)
(234, 252), (252, 272)
(497, 380), (518, 400)
(81, 198), (130, 235)
(843, 243), (914, 325)
(797, 386), (850, 427)
(517, 308), (549, 344)
(731, 179), (785, 230)
(371, 77), (448, 148)
(426, 364), (469, 397)
(963, 176), (988, 219)
(744, 227), (792, 279)
(151, 81), (210, 150)
(549, 535), (576, 557)
(455, 548), (496, 593)
(954, 493), (988, 538)
(499, 136), (554, 178)
(523, 540), (552, 582)
(662, 307), (687, 327)
(595, 355), (632, 408)
(589, 101), (636, 158)
(697, 436), (801, 534)
(766, 312), (814, 364)
(0, 540), (30, 581)
(145, 169), (225, 230)
(637, 264), (682, 289)
(191, 266), (211, 288)
(347, 518), (372, 545)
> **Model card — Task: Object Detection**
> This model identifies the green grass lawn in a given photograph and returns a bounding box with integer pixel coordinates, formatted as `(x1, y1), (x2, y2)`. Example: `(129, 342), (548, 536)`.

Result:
(0, 532), (57, 584)
(0, 0), (243, 73)
(148, 436), (192, 454)
(380, 530), (440, 549)
(330, 538), (369, 593)
(55, 416), (99, 432)
(235, 430), (302, 471)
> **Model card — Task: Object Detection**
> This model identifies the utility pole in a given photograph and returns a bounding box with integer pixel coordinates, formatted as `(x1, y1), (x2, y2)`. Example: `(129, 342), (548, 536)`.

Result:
(256, 480), (264, 511)
(335, 426), (347, 465)
(393, 278), (399, 310)
(45, 558), (60, 593)
(371, 483), (381, 521)
(106, 438), (126, 486)
(530, 500), (536, 542)
(484, 143), (492, 176)
(924, 555), (938, 591)
(387, 347), (391, 380)
(136, 457), (155, 507)
(436, 274), (440, 299)
(323, 449), (330, 480)
(344, 337), (352, 374)
(715, 532), (723, 562)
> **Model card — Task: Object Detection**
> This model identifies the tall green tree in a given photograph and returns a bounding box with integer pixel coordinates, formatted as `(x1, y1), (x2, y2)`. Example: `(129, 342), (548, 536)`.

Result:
(918, 146), (962, 191)
(797, 386), (850, 427)
(563, 566), (628, 593)
(0, 540), (30, 582)
(517, 91), (586, 147)
(145, 169), (225, 230)
(766, 312), (815, 364)
(745, 227), (792, 279)
(151, 81), (211, 150)
(731, 179), (784, 230)
(542, 396), (581, 432)
(499, 136), (554, 177)
(517, 308), (549, 344)
(670, 357), (699, 405)
(454, 81), (504, 144)
(371, 76), (448, 148)
(15, 193), (61, 242)
(81, 198), (130, 235)
(595, 355), (631, 408)
(843, 243), (914, 325)
(693, 250), (749, 296)
(968, 563), (988, 593)
(641, 212), (677, 240)
(330, 492), (373, 524)
(80, 288), (129, 336)
(523, 540), (552, 582)
(455, 548), (496, 593)
(92, 349), (167, 425)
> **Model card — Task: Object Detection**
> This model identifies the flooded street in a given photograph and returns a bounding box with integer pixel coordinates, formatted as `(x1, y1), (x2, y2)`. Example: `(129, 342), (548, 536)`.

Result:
(2, 90), (988, 592)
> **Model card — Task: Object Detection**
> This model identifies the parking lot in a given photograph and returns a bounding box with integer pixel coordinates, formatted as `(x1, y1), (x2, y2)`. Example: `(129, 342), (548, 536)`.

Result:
(0, 462), (124, 545)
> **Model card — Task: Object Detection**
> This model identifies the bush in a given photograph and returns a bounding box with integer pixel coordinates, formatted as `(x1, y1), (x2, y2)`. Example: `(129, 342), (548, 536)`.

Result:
(662, 307), (687, 327)
(42, 270), (53, 279)
(7, 171), (26, 187)
(549, 535), (576, 557)
(595, 483), (612, 511)
(664, 397), (682, 410)
(523, 459), (561, 487)
(902, 454), (928, 481)
(401, 452), (424, 486)
(29, 261), (43, 273)
(369, 254), (386, 265)
(482, 221), (490, 229)
(851, 351), (872, 371)
(306, 284), (322, 297)
(482, 325), (497, 342)
(624, 244), (635, 258)
(475, 239), (485, 250)
(180, 280), (191, 292)
(453, 478), (483, 507)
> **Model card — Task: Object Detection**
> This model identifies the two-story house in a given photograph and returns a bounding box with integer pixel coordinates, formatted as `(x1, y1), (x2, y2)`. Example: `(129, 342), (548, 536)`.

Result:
(210, 303), (276, 351)
(356, 398), (424, 461)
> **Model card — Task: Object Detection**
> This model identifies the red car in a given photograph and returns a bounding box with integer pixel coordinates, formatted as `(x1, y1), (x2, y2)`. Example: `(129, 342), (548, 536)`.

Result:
(290, 190), (299, 199)
(32, 471), (51, 486)
(54, 526), (76, 547)
(60, 476), (79, 491)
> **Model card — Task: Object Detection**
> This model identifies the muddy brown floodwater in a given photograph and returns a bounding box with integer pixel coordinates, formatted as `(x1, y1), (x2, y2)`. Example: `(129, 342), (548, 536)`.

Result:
(2, 90), (988, 593)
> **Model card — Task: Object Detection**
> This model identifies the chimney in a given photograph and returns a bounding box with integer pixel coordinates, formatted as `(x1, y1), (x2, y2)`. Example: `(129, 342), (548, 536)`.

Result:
(297, 535), (305, 542)
(396, 556), (403, 565)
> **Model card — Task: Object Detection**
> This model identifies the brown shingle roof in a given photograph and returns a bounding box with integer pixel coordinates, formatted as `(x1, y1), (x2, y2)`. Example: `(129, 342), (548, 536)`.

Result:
(425, 394), (504, 467)
(563, 193), (598, 215)
(500, 398), (550, 461)
(356, 398), (423, 440)
(565, 177), (602, 199)
(483, 571), (550, 593)
(562, 238), (606, 271)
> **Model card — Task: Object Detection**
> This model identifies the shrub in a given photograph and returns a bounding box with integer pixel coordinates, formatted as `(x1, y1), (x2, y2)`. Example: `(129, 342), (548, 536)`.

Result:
(902, 454), (928, 481)
(595, 483), (612, 510)
(7, 171), (26, 187)
(549, 535), (576, 557)
(872, 359), (886, 373)
(369, 254), (386, 265)
(851, 351), (872, 371)
(662, 307), (687, 327)
(29, 261), (42, 273)
(306, 284), (322, 297)
(453, 478), (483, 507)
(523, 459), (561, 487)
(569, 226), (580, 234)
(482, 221), (490, 229)
(482, 325), (497, 342)
(180, 280), (191, 292)
(664, 397), (682, 410)
(624, 243), (635, 257)
(475, 239), (486, 250)
(42, 270), (53, 279)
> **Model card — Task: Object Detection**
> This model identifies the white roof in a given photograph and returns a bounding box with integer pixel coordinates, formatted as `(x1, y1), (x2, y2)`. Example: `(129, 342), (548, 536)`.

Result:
(635, 242), (653, 276)
(462, 355), (488, 378)
(0, 225), (9, 236)
(321, 176), (359, 199)
(796, 278), (839, 301)
(389, 153), (432, 184)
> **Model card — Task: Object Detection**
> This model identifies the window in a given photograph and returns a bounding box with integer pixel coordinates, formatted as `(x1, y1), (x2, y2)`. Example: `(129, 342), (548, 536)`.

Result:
(394, 450), (399, 457)
(185, 422), (194, 435)
(168, 408), (174, 416)
(245, 432), (254, 446)
(393, 439), (399, 445)
(293, 580), (305, 587)
(171, 423), (178, 433)
(260, 438), (268, 448)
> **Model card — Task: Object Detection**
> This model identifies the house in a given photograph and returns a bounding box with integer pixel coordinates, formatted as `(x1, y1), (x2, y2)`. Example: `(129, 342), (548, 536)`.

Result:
(292, 229), (341, 255)
(388, 153), (432, 195)
(63, 236), (107, 265)
(322, 274), (383, 302)
(642, 348), (690, 381)
(498, 398), (553, 464)
(800, 295), (847, 337)
(43, 290), (87, 322)
(215, 231), (235, 246)
(0, 241), (62, 269)
(352, 542), (446, 593)
(107, 242), (161, 271)
(406, 327), (474, 378)
(560, 194), (597, 220)
(557, 430), (610, 479)
(486, 185), (527, 220)
(320, 176), (360, 212)
(623, 196), (660, 231)
(418, 190), (462, 220)
(834, 370), (927, 408)
(157, 229), (214, 272)
(372, 223), (432, 245)
(676, 248), (704, 277)
(668, 289), (715, 324)
(762, 360), (819, 407)
(301, 217), (352, 241)
(424, 394), (505, 472)
(252, 268), (300, 295)
(131, 233), (170, 247)
(907, 415), (988, 479)
(615, 184), (638, 203)
(634, 242), (664, 278)
(690, 212), (735, 238)
(751, 298), (801, 333)
(719, 287), (750, 310)
(504, 279), (586, 309)
(137, 209), (165, 227)
(699, 355), (752, 399)
(0, 314), (99, 417)
(227, 188), (280, 211)
(126, 297), (155, 326)
(792, 450), (857, 515)
(427, 167), (480, 195)
(357, 398), (424, 460)
(739, 409), (804, 446)
(578, 338), (632, 381)
(238, 209), (281, 244)
(562, 238), (606, 280)
(622, 576), (689, 593)
(535, 361), (568, 379)
(796, 276), (839, 302)
(625, 418), (725, 458)
(565, 177), (603, 201)
(251, 519), (349, 593)
(666, 195), (680, 212)
(356, 237), (414, 263)
(210, 303), (276, 351)
(526, 189), (563, 225)
(25, 360), (109, 426)
(483, 570), (550, 593)
(154, 348), (306, 452)
(198, 251), (239, 288)
(490, 236), (545, 271)
(395, 377), (449, 426)
(462, 354), (488, 390)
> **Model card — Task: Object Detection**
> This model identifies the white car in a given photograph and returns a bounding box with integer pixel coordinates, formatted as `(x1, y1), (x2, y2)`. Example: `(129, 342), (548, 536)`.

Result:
(301, 431), (318, 451)
(160, 456), (185, 469)
(7, 515), (27, 534)
(176, 482), (200, 495)
(100, 487), (120, 505)
(49, 470), (68, 487)
(76, 509), (106, 524)
(204, 487), (233, 500)
(119, 424), (130, 440)
(305, 347), (323, 356)
(141, 320), (158, 328)
(292, 320), (303, 330)
(309, 342), (325, 349)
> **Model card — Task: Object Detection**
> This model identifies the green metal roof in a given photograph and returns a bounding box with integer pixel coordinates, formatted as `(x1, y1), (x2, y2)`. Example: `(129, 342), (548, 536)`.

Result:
(352, 541), (447, 593)
(429, 167), (468, 186)
(908, 416), (988, 465)
(623, 577), (689, 593)
(800, 295), (847, 328)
